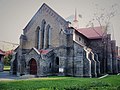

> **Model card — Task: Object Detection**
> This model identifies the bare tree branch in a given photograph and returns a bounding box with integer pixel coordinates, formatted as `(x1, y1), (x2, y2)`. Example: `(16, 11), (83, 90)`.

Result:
(86, 3), (118, 40)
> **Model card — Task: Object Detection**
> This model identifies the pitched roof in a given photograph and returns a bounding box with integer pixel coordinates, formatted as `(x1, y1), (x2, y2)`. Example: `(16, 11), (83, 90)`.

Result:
(28, 47), (52, 55)
(4, 50), (14, 56)
(39, 49), (52, 54)
(76, 27), (104, 39)
(23, 3), (67, 33)
(0, 49), (5, 55)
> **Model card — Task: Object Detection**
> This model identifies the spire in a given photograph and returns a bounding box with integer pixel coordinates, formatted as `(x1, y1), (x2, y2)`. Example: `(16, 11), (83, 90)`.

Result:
(73, 8), (78, 22)
(73, 8), (79, 29)
(75, 8), (77, 21)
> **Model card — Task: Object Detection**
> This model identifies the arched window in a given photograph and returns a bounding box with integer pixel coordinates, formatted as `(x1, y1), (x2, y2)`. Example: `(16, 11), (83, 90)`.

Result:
(45, 24), (50, 48)
(35, 26), (40, 49)
(40, 19), (46, 49)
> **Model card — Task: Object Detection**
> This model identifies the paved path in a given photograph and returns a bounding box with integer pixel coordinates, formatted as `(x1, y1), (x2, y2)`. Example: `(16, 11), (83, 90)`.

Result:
(0, 71), (36, 80)
(0, 71), (18, 80)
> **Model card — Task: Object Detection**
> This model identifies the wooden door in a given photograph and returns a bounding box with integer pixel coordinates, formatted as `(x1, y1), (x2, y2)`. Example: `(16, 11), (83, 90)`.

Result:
(29, 59), (37, 75)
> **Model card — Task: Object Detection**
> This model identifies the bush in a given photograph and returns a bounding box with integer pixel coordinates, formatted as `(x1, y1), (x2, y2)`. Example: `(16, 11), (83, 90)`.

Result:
(4, 54), (12, 66)
(117, 86), (120, 90)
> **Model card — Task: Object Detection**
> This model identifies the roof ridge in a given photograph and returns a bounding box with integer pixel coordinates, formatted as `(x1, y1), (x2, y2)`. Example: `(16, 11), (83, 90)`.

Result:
(76, 27), (104, 39)
(23, 3), (67, 33)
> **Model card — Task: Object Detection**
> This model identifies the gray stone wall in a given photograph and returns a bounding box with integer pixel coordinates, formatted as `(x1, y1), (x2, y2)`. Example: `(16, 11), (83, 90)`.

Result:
(117, 58), (120, 73)
(106, 34), (113, 74)
(88, 34), (118, 75)
(24, 48), (54, 76)
(0, 55), (4, 72)
(57, 28), (74, 76)
(22, 4), (68, 50)
(88, 39), (104, 74)
(89, 52), (97, 77)
(111, 40), (118, 74)
(83, 48), (91, 77)
(73, 42), (84, 77)
(94, 53), (101, 76)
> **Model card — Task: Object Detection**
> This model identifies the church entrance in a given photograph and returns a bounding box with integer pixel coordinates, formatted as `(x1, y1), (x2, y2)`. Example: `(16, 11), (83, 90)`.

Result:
(29, 58), (37, 75)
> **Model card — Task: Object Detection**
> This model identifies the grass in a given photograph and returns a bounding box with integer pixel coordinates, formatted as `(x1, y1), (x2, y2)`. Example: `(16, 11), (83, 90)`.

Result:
(3, 66), (10, 71)
(0, 75), (120, 90)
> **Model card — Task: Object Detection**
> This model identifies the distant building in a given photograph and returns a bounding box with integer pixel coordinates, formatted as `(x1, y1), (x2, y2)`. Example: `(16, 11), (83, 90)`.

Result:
(10, 3), (119, 77)
(0, 49), (5, 72)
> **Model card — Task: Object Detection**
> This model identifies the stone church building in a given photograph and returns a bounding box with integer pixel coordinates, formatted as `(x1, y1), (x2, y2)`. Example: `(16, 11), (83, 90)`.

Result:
(10, 3), (119, 77)
(0, 49), (4, 72)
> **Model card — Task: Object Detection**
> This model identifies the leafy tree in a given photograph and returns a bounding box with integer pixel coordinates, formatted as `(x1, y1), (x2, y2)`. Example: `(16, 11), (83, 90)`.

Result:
(4, 54), (12, 66)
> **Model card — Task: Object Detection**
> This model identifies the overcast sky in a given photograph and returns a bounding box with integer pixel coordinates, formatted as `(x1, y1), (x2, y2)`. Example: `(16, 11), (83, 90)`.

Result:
(0, 0), (120, 46)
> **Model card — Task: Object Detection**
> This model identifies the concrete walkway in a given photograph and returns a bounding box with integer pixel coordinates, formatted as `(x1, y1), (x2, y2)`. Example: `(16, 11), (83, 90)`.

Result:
(0, 71), (36, 80)
(0, 71), (18, 80)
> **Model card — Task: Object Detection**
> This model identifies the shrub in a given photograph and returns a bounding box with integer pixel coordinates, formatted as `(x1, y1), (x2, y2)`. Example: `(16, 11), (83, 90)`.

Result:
(4, 54), (12, 66)
(117, 86), (120, 90)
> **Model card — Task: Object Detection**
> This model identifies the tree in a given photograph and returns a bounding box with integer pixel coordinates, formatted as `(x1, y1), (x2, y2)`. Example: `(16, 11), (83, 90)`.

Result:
(86, 3), (118, 38)
(4, 54), (12, 66)
(86, 4), (119, 74)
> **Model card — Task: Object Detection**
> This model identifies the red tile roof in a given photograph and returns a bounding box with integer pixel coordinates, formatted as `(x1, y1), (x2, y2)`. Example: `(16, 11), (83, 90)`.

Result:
(77, 27), (104, 39)
(4, 50), (14, 56)
(0, 49), (5, 55)
(39, 49), (50, 54)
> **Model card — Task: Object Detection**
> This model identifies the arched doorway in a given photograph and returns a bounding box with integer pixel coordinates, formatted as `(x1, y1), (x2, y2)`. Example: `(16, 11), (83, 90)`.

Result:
(29, 58), (37, 75)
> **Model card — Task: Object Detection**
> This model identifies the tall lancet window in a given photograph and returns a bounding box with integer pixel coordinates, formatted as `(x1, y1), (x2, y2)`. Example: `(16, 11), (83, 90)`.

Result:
(40, 19), (46, 49)
(45, 24), (50, 48)
(35, 26), (40, 49)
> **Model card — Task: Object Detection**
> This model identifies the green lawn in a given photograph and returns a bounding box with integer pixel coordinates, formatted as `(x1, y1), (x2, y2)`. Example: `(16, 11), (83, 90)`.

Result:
(3, 66), (10, 71)
(0, 75), (120, 90)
